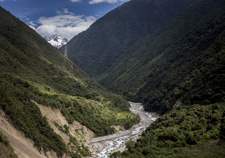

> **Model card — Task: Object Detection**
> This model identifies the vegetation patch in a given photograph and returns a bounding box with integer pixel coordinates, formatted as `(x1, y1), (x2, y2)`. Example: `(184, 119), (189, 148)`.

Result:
(112, 103), (225, 158)
(0, 132), (18, 158)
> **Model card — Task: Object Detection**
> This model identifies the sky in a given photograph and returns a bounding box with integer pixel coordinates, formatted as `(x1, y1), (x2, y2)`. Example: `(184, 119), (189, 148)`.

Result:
(0, 0), (129, 40)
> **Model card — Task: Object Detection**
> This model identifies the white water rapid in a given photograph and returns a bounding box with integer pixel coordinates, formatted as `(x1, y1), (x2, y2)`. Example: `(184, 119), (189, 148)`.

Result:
(88, 102), (159, 158)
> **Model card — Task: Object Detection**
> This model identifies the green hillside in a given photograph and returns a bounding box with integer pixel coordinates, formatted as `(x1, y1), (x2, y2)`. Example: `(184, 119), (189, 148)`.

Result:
(62, 0), (197, 77)
(107, 0), (225, 157)
(61, 0), (225, 157)
(100, 0), (225, 114)
(111, 103), (225, 158)
(1, 0), (225, 157)
(0, 6), (138, 157)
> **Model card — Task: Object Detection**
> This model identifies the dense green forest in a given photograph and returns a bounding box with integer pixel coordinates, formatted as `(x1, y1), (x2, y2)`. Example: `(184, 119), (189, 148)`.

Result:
(99, 0), (225, 114)
(63, 0), (224, 115)
(111, 103), (225, 158)
(108, 0), (225, 157)
(62, 0), (197, 77)
(0, 6), (139, 157)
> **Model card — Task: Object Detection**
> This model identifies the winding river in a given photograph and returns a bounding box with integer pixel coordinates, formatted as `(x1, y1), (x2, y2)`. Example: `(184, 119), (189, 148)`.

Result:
(87, 102), (159, 158)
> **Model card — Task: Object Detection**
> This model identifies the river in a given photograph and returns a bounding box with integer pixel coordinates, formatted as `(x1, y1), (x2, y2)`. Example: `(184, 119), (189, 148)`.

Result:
(87, 102), (159, 158)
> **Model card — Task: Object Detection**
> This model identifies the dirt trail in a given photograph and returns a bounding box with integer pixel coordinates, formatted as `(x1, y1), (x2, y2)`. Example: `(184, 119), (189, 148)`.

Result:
(87, 102), (159, 158)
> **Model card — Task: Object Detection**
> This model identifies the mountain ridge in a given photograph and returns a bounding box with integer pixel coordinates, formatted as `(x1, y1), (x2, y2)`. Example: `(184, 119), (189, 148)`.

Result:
(62, 0), (198, 77)
(59, 0), (225, 157)
(97, 0), (225, 114)
(0, 6), (139, 157)
(1, 0), (225, 157)
(100, 0), (225, 157)
(45, 36), (68, 48)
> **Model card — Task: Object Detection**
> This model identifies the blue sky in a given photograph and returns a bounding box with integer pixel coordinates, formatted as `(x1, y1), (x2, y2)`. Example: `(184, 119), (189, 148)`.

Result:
(0, 0), (129, 40)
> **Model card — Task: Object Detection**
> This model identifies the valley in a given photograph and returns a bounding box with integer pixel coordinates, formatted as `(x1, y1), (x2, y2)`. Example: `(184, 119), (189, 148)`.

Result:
(0, 6), (139, 158)
(87, 102), (159, 158)
(0, 0), (224, 157)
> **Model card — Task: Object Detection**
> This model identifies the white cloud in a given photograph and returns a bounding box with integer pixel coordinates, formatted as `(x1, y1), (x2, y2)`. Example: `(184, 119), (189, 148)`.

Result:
(89, 0), (126, 4)
(70, 0), (81, 2)
(56, 8), (73, 15)
(28, 21), (36, 27)
(19, 16), (30, 22)
(28, 21), (36, 30)
(29, 9), (96, 40)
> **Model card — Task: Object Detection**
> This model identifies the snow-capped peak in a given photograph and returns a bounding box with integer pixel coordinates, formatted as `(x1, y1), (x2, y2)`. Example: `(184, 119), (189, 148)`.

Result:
(45, 35), (68, 49)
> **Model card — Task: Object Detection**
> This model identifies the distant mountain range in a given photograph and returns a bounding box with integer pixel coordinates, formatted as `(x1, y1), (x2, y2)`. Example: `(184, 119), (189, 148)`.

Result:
(45, 36), (68, 48)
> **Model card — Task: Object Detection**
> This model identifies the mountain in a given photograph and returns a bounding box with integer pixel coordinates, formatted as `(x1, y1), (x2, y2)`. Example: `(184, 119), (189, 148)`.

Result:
(0, 6), (139, 157)
(60, 0), (225, 157)
(99, 0), (225, 114)
(61, 0), (224, 114)
(61, 0), (198, 77)
(108, 0), (225, 157)
(45, 36), (68, 48)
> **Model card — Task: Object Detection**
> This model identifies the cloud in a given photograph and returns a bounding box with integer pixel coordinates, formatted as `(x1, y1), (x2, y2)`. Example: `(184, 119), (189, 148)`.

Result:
(70, 0), (81, 2)
(28, 21), (36, 30)
(89, 0), (127, 4)
(29, 9), (96, 40)
(19, 16), (30, 22)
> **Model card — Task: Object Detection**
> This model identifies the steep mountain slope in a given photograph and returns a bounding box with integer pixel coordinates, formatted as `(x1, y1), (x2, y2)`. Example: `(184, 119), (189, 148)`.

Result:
(107, 0), (225, 157)
(62, 0), (197, 77)
(61, 2), (225, 157)
(100, 0), (225, 114)
(0, 7), (139, 157)
(112, 103), (225, 158)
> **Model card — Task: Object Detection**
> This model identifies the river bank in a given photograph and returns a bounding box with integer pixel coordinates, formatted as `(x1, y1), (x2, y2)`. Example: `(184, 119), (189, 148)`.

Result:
(87, 102), (159, 158)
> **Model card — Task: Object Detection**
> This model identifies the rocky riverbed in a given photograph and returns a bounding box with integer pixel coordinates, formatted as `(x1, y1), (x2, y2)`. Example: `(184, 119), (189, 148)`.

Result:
(87, 102), (159, 158)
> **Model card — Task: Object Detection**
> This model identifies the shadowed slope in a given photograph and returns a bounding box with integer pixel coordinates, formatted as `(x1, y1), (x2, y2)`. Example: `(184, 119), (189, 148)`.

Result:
(62, 0), (197, 77)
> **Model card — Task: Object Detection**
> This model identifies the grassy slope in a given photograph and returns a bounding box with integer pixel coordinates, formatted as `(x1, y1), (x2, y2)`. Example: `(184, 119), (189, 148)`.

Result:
(0, 7), (139, 157)
(100, 0), (225, 114)
(63, 0), (197, 77)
